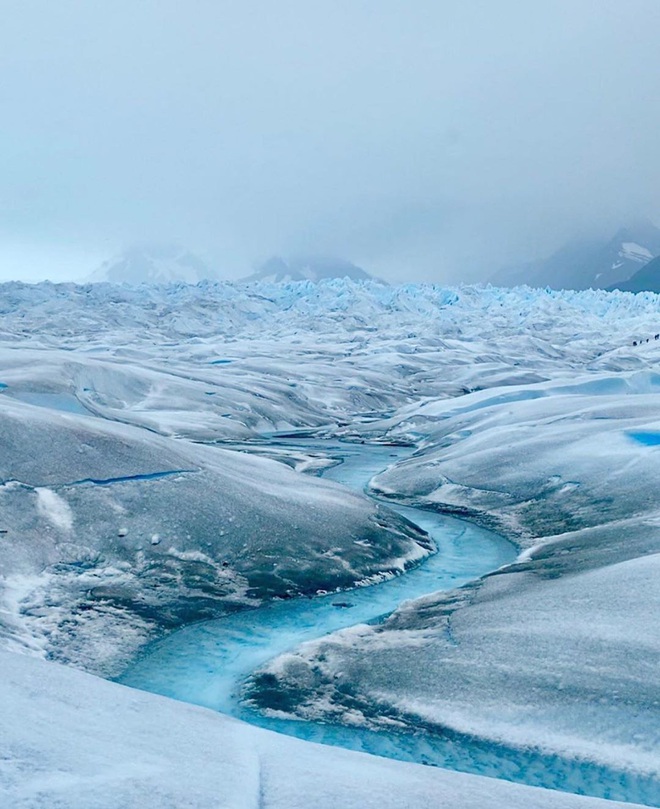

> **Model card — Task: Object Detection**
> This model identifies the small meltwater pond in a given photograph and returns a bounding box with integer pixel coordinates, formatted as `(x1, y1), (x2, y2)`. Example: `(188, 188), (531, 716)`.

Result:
(119, 440), (660, 807)
(0, 389), (92, 416)
(628, 431), (660, 446)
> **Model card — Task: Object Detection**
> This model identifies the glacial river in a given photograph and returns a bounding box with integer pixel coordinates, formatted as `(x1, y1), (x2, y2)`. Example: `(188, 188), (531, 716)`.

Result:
(118, 440), (659, 807)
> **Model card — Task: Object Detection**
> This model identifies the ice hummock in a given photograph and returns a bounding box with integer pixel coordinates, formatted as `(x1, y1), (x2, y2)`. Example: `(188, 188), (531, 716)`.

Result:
(0, 394), (429, 677)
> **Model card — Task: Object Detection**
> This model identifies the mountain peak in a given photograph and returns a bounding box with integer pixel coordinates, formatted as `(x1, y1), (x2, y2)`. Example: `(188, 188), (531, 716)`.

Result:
(491, 221), (660, 290)
(85, 244), (218, 285)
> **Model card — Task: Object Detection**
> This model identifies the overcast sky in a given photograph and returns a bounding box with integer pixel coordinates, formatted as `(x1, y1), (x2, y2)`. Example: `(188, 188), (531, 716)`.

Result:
(1, 0), (660, 283)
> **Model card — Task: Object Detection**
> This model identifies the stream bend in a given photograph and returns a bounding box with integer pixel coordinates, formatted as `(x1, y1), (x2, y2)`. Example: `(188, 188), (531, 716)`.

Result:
(118, 441), (659, 807)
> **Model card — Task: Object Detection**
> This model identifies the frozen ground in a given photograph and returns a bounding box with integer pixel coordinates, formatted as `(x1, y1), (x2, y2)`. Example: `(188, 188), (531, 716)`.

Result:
(1, 279), (659, 807)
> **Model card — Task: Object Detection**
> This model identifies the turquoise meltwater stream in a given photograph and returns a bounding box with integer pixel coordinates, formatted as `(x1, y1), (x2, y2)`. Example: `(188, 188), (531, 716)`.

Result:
(118, 441), (659, 807)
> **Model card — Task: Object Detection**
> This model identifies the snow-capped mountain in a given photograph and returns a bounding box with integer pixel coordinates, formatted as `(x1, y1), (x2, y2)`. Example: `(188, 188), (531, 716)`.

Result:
(609, 253), (660, 293)
(85, 244), (218, 284)
(243, 255), (376, 283)
(491, 220), (660, 290)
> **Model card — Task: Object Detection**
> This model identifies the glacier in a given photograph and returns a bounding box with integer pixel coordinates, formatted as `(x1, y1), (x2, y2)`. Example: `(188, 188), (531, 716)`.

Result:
(1, 278), (659, 808)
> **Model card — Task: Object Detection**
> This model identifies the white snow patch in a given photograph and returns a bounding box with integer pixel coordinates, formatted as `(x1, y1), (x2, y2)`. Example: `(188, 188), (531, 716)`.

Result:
(620, 242), (653, 263)
(35, 488), (73, 532)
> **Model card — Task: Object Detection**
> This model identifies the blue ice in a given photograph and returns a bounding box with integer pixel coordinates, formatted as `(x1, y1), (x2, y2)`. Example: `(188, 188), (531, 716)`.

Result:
(8, 391), (91, 415)
(628, 431), (660, 446)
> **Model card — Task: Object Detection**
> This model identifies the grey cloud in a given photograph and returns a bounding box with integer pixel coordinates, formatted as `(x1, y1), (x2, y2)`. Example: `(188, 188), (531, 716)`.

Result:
(1, 0), (659, 282)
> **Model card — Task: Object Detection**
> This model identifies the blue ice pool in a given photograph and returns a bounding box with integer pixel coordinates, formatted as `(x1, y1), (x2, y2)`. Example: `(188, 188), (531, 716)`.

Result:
(628, 431), (660, 446)
(118, 440), (659, 806)
(6, 391), (92, 415)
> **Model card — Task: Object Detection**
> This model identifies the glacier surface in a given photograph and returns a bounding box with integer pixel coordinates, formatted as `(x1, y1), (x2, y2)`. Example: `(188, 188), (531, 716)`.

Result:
(1, 279), (659, 807)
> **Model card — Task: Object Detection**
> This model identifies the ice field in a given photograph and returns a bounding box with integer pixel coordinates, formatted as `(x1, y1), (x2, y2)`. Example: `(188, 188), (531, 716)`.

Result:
(1, 279), (659, 808)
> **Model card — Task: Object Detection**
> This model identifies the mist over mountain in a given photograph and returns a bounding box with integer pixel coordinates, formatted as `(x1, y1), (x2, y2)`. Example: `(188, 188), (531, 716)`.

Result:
(491, 221), (660, 291)
(84, 249), (379, 287)
(243, 256), (378, 284)
(86, 245), (219, 285)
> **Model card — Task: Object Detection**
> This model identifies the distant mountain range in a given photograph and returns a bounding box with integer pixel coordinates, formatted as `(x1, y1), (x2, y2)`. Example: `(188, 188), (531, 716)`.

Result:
(86, 247), (377, 286)
(243, 255), (376, 284)
(85, 245), (219, 284)
(491, 221), (660, 291)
